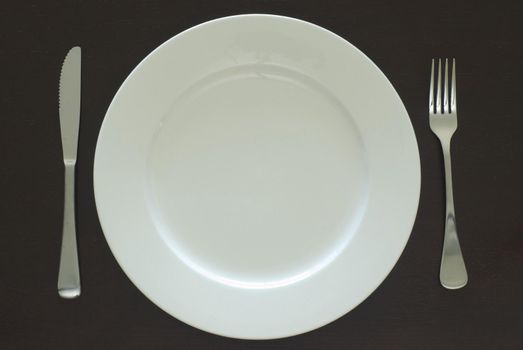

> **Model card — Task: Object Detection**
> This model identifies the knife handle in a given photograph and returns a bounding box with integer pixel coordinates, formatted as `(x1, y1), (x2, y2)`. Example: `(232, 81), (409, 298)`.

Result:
(57, 162), (81, 298)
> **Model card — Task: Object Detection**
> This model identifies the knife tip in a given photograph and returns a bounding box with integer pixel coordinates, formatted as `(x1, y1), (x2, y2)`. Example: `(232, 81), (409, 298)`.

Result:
(69, 46), (81, 55)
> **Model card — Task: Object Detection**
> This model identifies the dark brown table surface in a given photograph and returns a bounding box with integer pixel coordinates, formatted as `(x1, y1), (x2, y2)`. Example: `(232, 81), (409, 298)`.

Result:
(1, 0), (522, 349)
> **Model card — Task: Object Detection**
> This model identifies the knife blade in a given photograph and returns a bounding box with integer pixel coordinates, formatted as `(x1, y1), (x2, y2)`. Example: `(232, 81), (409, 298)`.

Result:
(59, 47), (81, 162)
(57, 46), (82, 298)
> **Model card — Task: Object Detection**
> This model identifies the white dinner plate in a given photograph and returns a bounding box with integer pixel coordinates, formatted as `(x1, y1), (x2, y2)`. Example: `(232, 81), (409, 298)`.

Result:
(94, 14), (420, 339)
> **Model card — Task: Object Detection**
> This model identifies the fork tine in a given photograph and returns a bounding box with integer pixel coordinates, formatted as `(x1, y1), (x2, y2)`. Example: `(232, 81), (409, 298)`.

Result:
(451, 59), (457, 113)
(444, 58), (449, 113)
(436, 59), (442, 114)
(429, 59), (434, 113)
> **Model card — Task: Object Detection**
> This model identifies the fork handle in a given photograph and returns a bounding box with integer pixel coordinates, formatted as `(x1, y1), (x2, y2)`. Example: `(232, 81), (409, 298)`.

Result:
(439, 141), (468, 289)
(57, 162), (81, 298)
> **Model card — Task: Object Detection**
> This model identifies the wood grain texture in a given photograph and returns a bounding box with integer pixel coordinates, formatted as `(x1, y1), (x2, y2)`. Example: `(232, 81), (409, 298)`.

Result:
(1, 0), (522, 348)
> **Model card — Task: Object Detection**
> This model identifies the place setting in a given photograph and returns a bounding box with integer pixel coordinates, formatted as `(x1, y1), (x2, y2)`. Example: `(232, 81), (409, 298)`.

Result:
(58, 14), (467, 340)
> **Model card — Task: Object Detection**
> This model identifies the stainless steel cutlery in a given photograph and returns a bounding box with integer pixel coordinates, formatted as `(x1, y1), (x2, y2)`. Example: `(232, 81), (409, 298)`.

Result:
(429, 58), (468, 289)
(57, 47), (82, 298)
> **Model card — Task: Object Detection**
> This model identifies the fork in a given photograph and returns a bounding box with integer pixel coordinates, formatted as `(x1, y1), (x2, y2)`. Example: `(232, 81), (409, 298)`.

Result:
(429, 58), (468, 289)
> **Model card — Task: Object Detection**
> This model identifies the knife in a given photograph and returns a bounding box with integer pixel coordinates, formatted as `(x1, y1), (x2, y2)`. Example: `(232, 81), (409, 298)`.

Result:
(57, 47), (82, 298)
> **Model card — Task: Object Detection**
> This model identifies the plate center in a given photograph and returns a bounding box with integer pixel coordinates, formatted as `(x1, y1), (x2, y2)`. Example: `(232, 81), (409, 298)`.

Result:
(147, 65), (368, 288)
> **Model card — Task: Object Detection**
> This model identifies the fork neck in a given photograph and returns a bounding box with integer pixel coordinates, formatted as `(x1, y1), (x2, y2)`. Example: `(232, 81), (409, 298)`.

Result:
(440, 140), (455, 212)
